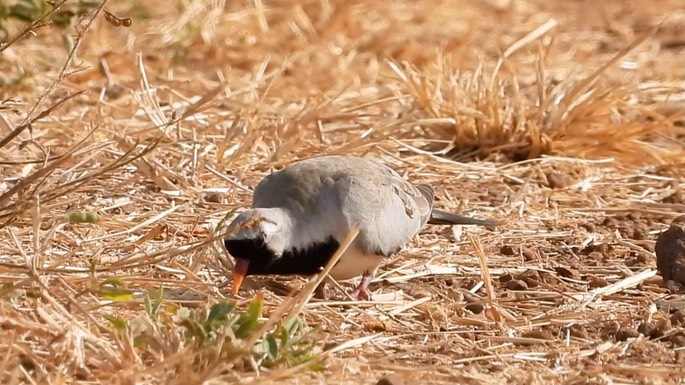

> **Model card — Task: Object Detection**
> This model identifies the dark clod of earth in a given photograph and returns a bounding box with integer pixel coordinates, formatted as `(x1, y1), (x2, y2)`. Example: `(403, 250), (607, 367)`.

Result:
(545, 170), (573, 189)
(504, 279), (529, 291)
(663, 189), (685, 204)
(671, 309), (685, 327)
(554, 266), (581, 280)
(463, 291), (485, 314)
(654, 215), (685, 287)
(499, 244), (537, 261)
(616, 327), (640, 341)
(636, 315), (674, 341)
(375, 373), (408, 385)
(601, 213), (652, 241)
(588, 276), (609, 288)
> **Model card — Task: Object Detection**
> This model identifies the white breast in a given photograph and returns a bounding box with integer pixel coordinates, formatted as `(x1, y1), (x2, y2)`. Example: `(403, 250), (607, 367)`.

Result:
(328, 246), (385, 281)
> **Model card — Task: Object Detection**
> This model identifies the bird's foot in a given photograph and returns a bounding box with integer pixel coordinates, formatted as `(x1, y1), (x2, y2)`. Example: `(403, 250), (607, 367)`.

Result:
(350, 273), (374, 300)
(350, 286), (372, 300)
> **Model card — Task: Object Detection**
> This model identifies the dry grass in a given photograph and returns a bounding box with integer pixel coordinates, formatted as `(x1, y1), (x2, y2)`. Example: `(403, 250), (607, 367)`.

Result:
(2, 0), (685, 383)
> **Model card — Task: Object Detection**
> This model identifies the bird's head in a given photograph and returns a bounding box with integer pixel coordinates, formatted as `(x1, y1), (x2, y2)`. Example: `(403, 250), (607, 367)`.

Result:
(223, 208), (292, 295)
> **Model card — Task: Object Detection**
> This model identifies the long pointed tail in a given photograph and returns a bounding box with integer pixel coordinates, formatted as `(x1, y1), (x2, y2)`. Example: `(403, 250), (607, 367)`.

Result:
(428, 209), (501, 227)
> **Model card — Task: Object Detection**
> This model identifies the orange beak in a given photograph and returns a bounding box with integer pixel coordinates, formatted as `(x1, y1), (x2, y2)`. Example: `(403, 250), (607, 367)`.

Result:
(231, 258), (250, 295)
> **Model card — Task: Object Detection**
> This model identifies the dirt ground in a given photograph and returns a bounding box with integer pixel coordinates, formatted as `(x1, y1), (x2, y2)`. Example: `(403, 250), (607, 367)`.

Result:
(2, 0), (685, 384)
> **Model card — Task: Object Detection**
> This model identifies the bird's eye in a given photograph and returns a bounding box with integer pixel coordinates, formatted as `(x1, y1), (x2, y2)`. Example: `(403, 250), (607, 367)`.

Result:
(255, 233), (267, 246)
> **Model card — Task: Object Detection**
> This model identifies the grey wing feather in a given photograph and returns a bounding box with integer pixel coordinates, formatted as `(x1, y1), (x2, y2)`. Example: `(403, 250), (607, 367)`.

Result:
(339, 160), (499, 256)
(336, 160), (430, 257)
(413, 183), (500, 226)
(413, 184), (436, 217)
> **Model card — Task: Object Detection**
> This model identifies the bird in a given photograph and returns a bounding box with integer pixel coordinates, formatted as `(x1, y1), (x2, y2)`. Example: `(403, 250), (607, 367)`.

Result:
(223, 155), (500, 300)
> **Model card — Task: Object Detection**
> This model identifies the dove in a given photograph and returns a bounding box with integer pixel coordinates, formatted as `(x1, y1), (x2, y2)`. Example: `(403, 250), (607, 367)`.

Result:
(223, 155), (500, 300)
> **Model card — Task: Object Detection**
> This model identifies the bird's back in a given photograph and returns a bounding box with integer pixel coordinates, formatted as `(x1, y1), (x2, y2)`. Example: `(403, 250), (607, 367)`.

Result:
(252, 155), (430, 257)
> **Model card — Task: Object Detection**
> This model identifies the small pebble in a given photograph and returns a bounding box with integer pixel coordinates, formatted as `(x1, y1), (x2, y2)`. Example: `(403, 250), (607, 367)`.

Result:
(663, 190), (684, 204)
(554, 266), (581, 280)
(463, 291), (485, 314)
(671, 309), (685, 327)
(579, 222), (597, 232)
(545, 170), (572, 189)
(587, 276), (608, 288)
(504, 279), (529, 291)
(521, 247), (536, 261)
(500, 244), (516, 256)
(376, 373), (408, 385)
(204, 191), (225, 203)
(615, 327), (639, 341)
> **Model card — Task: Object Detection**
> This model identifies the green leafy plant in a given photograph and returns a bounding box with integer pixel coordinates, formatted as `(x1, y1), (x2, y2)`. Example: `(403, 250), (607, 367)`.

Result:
(105, 288), (322, 372)
(0, 0), (101, 41)
(94, 276), (135, 302)
(66, 210), (100, 223)
(143, 285), (164, 321)
(256, 318), (323, 370)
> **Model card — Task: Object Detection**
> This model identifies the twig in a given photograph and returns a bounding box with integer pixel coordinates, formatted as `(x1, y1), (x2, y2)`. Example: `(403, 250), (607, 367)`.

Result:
(0, 90), (85, 150)
(0, 0), (70, 55)
(242, 228), (360, 349)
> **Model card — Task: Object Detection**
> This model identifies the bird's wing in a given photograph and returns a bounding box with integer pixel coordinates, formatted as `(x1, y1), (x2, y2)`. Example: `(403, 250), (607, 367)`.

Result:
(331, 158), (434, 257)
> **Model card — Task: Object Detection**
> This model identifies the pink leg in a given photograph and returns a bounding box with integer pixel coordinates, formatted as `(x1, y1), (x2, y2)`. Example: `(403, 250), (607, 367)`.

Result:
(350, 271), (375, 300)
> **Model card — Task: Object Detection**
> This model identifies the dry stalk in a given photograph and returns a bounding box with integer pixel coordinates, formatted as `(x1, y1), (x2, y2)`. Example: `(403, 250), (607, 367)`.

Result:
(468, 232), (503, 328)
(0, 0), (70, 55)
(243, 228), (360, 349)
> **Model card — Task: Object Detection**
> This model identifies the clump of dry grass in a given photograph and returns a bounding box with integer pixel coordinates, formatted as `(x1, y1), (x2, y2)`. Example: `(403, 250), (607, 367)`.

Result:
(2, 0), (685, 384)
(387, 22), (685, 163)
